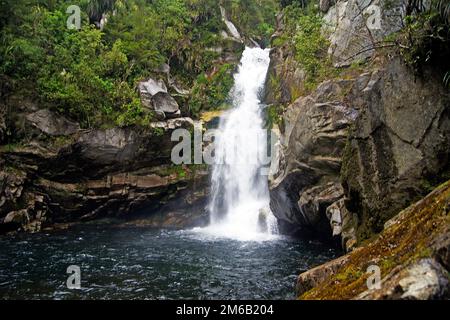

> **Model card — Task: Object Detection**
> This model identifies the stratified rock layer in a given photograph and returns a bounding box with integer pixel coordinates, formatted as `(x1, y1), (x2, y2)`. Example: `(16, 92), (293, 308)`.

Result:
(0, 108), (209, 234)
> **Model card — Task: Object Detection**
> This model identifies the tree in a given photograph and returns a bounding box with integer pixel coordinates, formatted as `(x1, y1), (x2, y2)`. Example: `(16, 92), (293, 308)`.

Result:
(86, 0), (117, 25)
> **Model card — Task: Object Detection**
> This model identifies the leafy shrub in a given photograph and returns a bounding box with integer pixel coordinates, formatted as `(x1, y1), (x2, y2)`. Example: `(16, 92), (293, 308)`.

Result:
(400, 0), (450, 88)
(293, 13), (331, 89)
(189, 63), (235, 117)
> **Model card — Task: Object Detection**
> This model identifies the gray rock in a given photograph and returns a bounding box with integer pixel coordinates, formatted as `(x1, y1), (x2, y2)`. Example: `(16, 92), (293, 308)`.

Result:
(326, 198), (358, 251)
(150, 117), (194, 131)
(269, 79), (357, 239)
(220, 6), (242, 41)
(297, 182), (344, 236)
(0, 116), (209, 234)
(25, 109), (79, 136)
(138, 78), (181, 120)
(139, 78), (168, 97)
(341, 58), (450, 236)
(4, 209), (29, 224)
(73, 117), (194, 172)
(0, 170), (27, 215)
(357, 259), (450, 300)
(152, 92), (180, 117)
(323, 0), (406, 67)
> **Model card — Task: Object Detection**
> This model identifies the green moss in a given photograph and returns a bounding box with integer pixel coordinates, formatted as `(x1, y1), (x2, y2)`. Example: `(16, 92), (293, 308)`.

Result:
(152, 127), (165, 137)
(300, 180), (450, 300)
(0, 142), (23, 153)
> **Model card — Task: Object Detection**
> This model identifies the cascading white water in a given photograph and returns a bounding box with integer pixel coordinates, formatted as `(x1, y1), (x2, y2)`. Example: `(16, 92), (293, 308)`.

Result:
(200, 47), (278, 241)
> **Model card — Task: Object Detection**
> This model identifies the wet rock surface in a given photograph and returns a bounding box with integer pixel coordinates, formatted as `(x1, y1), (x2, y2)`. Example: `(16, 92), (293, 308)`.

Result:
(0, 108), (209, 234)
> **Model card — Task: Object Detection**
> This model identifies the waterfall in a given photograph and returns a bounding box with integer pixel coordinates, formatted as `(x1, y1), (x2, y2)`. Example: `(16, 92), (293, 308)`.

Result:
(201, 47), (278, 241)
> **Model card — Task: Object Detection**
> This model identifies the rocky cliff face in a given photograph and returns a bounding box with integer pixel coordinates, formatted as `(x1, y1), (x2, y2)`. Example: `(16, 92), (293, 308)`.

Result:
(341, 58), (450, 240)
(323, 0), (405, 67)
(0, 97), (209, 234)
(266, 0), (450, 250)
(269, 78), (358, 242)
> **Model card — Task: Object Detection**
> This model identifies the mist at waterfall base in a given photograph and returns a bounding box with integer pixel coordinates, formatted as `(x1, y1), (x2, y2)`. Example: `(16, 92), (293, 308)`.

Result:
(0, 48), (339, 300)
(198, 47), (278, 241)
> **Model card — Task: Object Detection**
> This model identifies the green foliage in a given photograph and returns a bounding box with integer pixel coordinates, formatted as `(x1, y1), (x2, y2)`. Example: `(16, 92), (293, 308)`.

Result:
(0, 0), (279, 130)
(276, 3), (335, 92)
(265, 104), (284, 130)
(222, 0), (279, 46)
(401, 0), (450, 88)
(115, 98), (150, 128)
(189, 63), (235, 117)
(293, 13), (331, 89)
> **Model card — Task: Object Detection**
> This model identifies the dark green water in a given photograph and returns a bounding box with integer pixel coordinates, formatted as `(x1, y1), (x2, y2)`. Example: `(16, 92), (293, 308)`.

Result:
(0, 225), (338, 300)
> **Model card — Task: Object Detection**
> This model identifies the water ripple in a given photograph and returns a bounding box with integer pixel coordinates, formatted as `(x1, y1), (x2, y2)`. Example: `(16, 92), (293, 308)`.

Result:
(0, 225), (338, 300)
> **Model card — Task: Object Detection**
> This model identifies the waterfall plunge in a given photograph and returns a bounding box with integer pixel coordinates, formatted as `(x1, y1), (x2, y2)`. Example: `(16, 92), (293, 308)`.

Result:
(200, 47), (278, 241)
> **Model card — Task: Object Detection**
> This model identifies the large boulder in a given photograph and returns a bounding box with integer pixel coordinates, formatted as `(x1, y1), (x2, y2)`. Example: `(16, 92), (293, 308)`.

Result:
(138, 78), (181, 120)
(357, 258), (449, 300)
(269, 55), (449, 247)
(25, 109), (79, 136)
(341, 58), (450, 239)
(46, 117), (195, 179)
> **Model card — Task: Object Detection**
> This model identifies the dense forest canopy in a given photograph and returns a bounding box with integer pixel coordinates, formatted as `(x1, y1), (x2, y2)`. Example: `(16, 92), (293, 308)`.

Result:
(0, 0), (279, 129)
